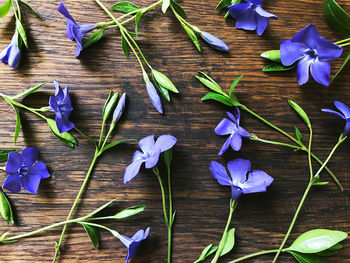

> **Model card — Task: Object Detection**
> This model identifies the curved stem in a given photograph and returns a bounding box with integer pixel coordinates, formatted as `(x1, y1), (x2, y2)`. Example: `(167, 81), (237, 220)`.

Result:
(167, 164), (173, 263)
(339, 42), (350, 47)
(2, 95), (47, 120)
(335, 38), (350, 45)
(153, 168), (169, 226)
(52, 153), (99, 263)
(227, 249), (287, 263)
(74, 127), (97, 147)
(250, 135), (301, 149)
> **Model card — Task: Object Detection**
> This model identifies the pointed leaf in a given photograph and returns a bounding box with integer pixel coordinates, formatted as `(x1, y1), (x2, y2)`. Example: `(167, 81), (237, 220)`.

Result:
(46, 118), (77, 148)
(216, 0), (233, 10)
(152, 70), (179, 93)
(0, 149), (17, 162)
(202, 92), (232, 106)
(11, 82), (48, 100)
(83, 28), (105, 49)
(316, 243), (343, 256)
(163, 149), (173, 169)
(0, 191), (14, 224)
(157, 84), (171, 102)
(197, 72), (224, 93)
(196, 76), (227, 96)
(261, 50), (282, 63)
(220, 228), (235, 256)
(102, 91), (116, 121)
(263, 63), (295, 72)
(288, 100), (311, 128)
(85, 199), (117, 219)
(170, 0), (187, 19)
(324, 0), (350, 35)
(289, 251), (325, 263)
(288, 229), (348, 254)
(102, 139), (137, 153)
(194, 244), (218, 263)
(181, 23), (201, 52)
(16, 20), (28, 49)
(331, 51), (350, 83)
(162, 0), (170, 13)
(295, 127), (303, 142)
(229, 75), (243, 96)
(0, 0), (11, 18)
(134, 11), (143, 37)
(19, 0), (44, 20)
(114, 204), (145, 219)
(82, 223), (100, 249)
(111, 1), (139, 13)
(121, 35), (130, 58)
(12, 105), (21, 144)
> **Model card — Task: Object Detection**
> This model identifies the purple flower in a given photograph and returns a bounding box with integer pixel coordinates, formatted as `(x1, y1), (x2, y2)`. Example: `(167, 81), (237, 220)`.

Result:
(120, 227), (150, 263)
(49, 80), (75, 133)
(146, 80), (163, 114)
(322, 101), (350, 136)
(199, 31), (229, 52)
(228, 0), (277, 36)
(2, 147), (50, 194)
(112, 92), (126, 124)
(210, 159), (273, 200)
(280, 24), (343, 86)
(0, 32), (22, 68)
(58, 1), (95, 58)
(123, 134), (177, 184)
(215, 108), (250, 155)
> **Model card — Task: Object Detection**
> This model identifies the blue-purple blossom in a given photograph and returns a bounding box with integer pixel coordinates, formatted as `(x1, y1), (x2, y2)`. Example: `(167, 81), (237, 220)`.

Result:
(2, 147), (50, 194)
(215, 108), (250, 155)
(210, 159), (273, 200)
(58, 1), (95, 58)
(280, 24), (343, 86)
(199, 31), (229, 52)
(228, 0), (277, 36)
(146, 80), (163, 114)
(49, 80), (75, 133)
(123, 134), (177, 184)
(0, 32), (22, 68)
(120, 227), (150, 263)
(322, 101), (350, 136)
(112, 92), (126, 123)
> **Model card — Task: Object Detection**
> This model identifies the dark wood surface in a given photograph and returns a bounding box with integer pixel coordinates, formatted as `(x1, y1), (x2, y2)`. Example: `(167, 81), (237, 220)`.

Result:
(0, 0), (349, 262)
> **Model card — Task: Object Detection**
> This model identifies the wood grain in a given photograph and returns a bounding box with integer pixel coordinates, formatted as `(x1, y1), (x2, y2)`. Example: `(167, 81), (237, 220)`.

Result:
(0, 0), (349, 262)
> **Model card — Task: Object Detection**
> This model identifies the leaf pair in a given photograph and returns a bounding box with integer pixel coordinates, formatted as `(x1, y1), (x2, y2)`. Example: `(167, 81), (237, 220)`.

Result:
(261, 50), (296, 72)
(0, 191), (14, 224)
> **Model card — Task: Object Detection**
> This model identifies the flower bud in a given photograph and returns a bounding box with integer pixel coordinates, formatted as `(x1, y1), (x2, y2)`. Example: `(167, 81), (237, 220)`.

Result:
(0, 191), (14, 224)
(199, 31), (229, 52)
(102, 92), (119, 122)
(112, 92), (126, 124)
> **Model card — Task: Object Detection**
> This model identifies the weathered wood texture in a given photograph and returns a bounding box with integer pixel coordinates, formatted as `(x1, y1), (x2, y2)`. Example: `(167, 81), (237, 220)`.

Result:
(0, 0), (349, 262)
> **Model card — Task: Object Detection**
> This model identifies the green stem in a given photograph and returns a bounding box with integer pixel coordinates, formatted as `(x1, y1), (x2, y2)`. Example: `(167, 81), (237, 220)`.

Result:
(52, 152), (99, 263)
(77, 222), (121, 239)
(335, 38), (350, 45)
(250, 134), (301, 149)
(153, 168), (169, 226)
(339, 42), (350, 47)
(74, 127), (97, 147)
(211, 200), (236, 263)
(167, 165), (173, 263)
(14, 0), (21, 21)
(98, 120), (106, 148)
(227, 249), (287, 263)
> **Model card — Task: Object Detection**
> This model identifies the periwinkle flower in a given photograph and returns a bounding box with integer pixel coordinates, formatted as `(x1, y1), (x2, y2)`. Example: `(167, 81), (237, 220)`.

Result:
(280, 24), (343, 86)
(0, 32), (22, 68)
(2, 147), (50, 194)
(49, 80), (75, 133)
(215, 108), (250, 155)
(199, 31), (229, 52)
(123, 134), (177, 184)
(210, 159), (273, 200)
(322, 101), (350, 136)
(112, 92), (126, 124)
(120, 227), (150, 263)
(228, 0), (277, 36)
(146, 80), (163, 114)
(58, 1), (95, 58)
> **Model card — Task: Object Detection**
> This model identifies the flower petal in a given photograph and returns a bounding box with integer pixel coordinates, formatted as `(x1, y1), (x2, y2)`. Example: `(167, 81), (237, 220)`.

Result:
(55, 114), (75, 133)
(344, 120), (350, 136)
(123, 160), (144, 184)
(132, 150), (144, 162)
(236, 6), (257, 31)
(226, 108), (240, 124)
(5, 152), (23, 174)
(255, 6), (277, 18)
(0, 44), (11, 63)
(247, 0), (262, 5)
(200, 31), (229, 52)
(3, 173), (21, 193)
(230, 132), (242, 151)
(291, 24), (319, 49)
(146, 81), (163, 114)
(280, 40), (307, 66)
(28, 161), (50, 179)
(218, 136), (232, 156)
(255, 14), (269, 36)
(296, 56), (313, 85)
(8, 43), (21, 68)
(310, 58), (330, 86)
(58, 1), (77, 25)
(238, 126), (250, 137)
(215, 118), (235, 136)
(334, 101), (350, 119)
(22, 173), (41, 194)
(145, 149), (161, 169)
(138, 135), (155, 154)
(228, 3), (251, 19)
(316, 37), (343, 61)
(22, 147), (39, 167)
(321, 109), (345, 120)
(242, 170), (273, 194)
(120, 235), (132, 248)
(154, 135), (177, 153)
(227, 158), (251, 186)
(209, 161), (232, 186)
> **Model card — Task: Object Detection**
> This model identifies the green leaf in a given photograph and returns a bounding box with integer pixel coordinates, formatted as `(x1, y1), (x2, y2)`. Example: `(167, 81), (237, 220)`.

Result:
(331, 51), (350, 83)
(83, 28), (105, 49)
(19, 0), (44, 20)
(288, 251), (325, 263)
(295, 127), (303, 142)
(324, 0), (350, 35)
(12, 105), (21, 144)
(312, 176), (329, 186)
(316, 243), (343, 256)
(170, 0), (187, 19)
(102, 139), (137, 153)
(181, 22), (201, 52)
(16, 20), (28, 49)
(46, 118), (77, 148)
(202, 92), (232, 106)
(0, 191), (14, 224)
(229, 75), (243, 97)
(81, 223), (100, 249)
(288, 229), (348, 254)
(162, 0), (170, 13)
(163, 149), (173, 169)
(0, 149), (17, 162)
(134, 10), (143, 37)
(0, 0), (11, 18)
(11, 82), (48, 100)
(220, 228), (235, 256)
(85, 199), (117, 218)
(263, 63), (295, 72)
(216, 0), (233, 9)
(198, 72), (225, 91)
(121, 35), (130, 58)
(158, 85), (171, 102)
(111, 1), (139, 13)
(288, 100), (311, 128)
(261, 50), (282, 63)
(152, 70), (179, 93)
(102, 92), (119, 122)
(196, 75), (227, 96)
(114, 204), (145, 219)
(194, 244), (218, 263)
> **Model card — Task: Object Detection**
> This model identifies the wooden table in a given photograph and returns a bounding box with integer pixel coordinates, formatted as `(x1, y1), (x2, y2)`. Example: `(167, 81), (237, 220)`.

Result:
(0, 0), (349, 262)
